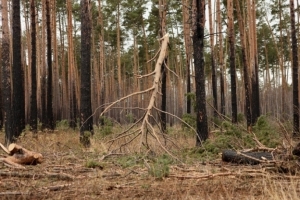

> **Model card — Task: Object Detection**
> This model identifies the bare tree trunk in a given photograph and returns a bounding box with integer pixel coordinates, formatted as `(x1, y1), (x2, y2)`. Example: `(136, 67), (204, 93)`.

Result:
(30, 0), (38, 132)
(290, 0), (299, 136)
(80, 0), (93, 146)
(12, 0), (25, 140)
(45, 0), (53, 129)
(2, 0), (13, 145)
(159, 0), (167, 132)
(182, 0), (192, 114)
(227, 0), (237, 123)
(236, 0), (251, 129)
(208, 0), (218, 117)
(193, 0), (208, 145)
(217, 0), (225, 116)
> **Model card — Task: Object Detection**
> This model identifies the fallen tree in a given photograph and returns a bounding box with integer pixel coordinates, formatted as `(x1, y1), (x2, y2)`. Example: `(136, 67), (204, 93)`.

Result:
(0, 143), (43, 168)
(98, 33), (195, 157)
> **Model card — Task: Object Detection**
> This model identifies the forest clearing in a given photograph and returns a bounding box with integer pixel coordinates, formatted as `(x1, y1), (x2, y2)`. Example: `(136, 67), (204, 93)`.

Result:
(0, 118), (300, 200)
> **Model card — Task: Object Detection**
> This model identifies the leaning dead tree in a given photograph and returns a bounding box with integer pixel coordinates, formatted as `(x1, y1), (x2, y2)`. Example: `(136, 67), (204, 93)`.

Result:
(100, 34), (195, 154)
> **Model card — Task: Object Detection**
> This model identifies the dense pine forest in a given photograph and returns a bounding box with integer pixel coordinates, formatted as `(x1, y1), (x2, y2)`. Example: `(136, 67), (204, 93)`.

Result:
(0, 0), (300, 146)
(1, 1), (300, 199)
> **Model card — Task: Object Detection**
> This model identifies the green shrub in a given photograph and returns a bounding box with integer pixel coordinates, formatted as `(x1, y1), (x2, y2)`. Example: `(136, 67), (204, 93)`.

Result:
(148, 154), (172, 179)
(182, 113), (196, 130)
(56, 120), (69, 131)
(125, 113), (135, 123)
(85, 159), (102, 169)
(99, 116), (113, 136)
(253, 115), (280, 148)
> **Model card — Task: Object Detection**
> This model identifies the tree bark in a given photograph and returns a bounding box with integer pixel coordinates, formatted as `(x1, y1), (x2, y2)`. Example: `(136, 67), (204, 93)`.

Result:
(290, 0), (299, 136)
(236, 0), (252, 129)
(80, 0), (93, 146)
(227, 0), (237, 123)
(208, 0), (218, 117)
(193, 0), (208, 145)
(159, 0), (167, 133)
(30, 0), (38, 132)
(45, 0), (54, 129)
(12, 0), (25, 140)
(1, 0), (13, 145)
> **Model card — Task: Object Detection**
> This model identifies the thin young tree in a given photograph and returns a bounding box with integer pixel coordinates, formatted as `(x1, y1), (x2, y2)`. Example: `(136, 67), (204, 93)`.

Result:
(2, 0), (13, 145)
(80, 0), (93, 146)
(45, 0), (54, 129)
(12, 0), (25, 139)
(30, 0), (38, 132)
(227, 0), (237, 123)
(193, 0), (208, 145)
(290, 0), (299, 136)
(182, 0), (192, 114)
(217, 0), (225, 116)
(208, 0), (218, 117)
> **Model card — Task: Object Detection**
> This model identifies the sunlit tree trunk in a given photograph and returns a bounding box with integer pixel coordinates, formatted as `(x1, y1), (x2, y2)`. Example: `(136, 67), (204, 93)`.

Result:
(66, 0), (77, 128)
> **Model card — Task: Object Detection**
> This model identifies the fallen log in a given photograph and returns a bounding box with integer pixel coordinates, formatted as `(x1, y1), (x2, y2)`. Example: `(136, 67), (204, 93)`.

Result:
(222, 149), (274, 165)
(0, 143), (43, 168)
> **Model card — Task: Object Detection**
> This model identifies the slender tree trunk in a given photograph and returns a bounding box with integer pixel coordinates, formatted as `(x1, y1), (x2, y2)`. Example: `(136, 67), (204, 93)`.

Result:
(217, 0), (225, 116)
(30, 0), (37, 132)
(12, 0), (25, 139)
(80, 0), (93, 146)
(290, 0), (299, 136)
(250, 0), (260, 124)
(208, 0), (218, 117)
(159, 0), (167, 132)
(182, 0), (192, 114)
(2, 0), (13, 145)
(45, 0), (53, 129)
(236, 0), (251, 129)
(193, 0), (208, 145)
(227, 0), (237, 123)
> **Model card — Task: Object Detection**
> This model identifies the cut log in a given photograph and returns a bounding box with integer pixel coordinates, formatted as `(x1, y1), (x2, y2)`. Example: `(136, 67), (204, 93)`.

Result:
(222, 149), (274, 165)
(7, 143), (43, 165)
(0, 143), (43, 168)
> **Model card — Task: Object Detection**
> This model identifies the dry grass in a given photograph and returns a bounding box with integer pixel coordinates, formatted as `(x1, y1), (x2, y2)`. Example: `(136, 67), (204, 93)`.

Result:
(0, 126), (299, 200)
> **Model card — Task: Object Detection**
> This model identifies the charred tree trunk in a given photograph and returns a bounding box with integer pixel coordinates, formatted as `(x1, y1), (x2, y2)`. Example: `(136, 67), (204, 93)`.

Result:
(45, 0), (54, 130)
(12, 0), (25, 139)
(30, 0), (38, 132)
(193, 0), (208, 145)
(236, 0), (252, 129)
(2, 0), (13, 145)
(80, 0), (93, 146)
(290, 0), (299, 136)
(159, 0), (167, 133)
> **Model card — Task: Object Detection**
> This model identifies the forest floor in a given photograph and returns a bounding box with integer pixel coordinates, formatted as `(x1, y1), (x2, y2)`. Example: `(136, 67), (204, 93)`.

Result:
(0, 125), (300, 200)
